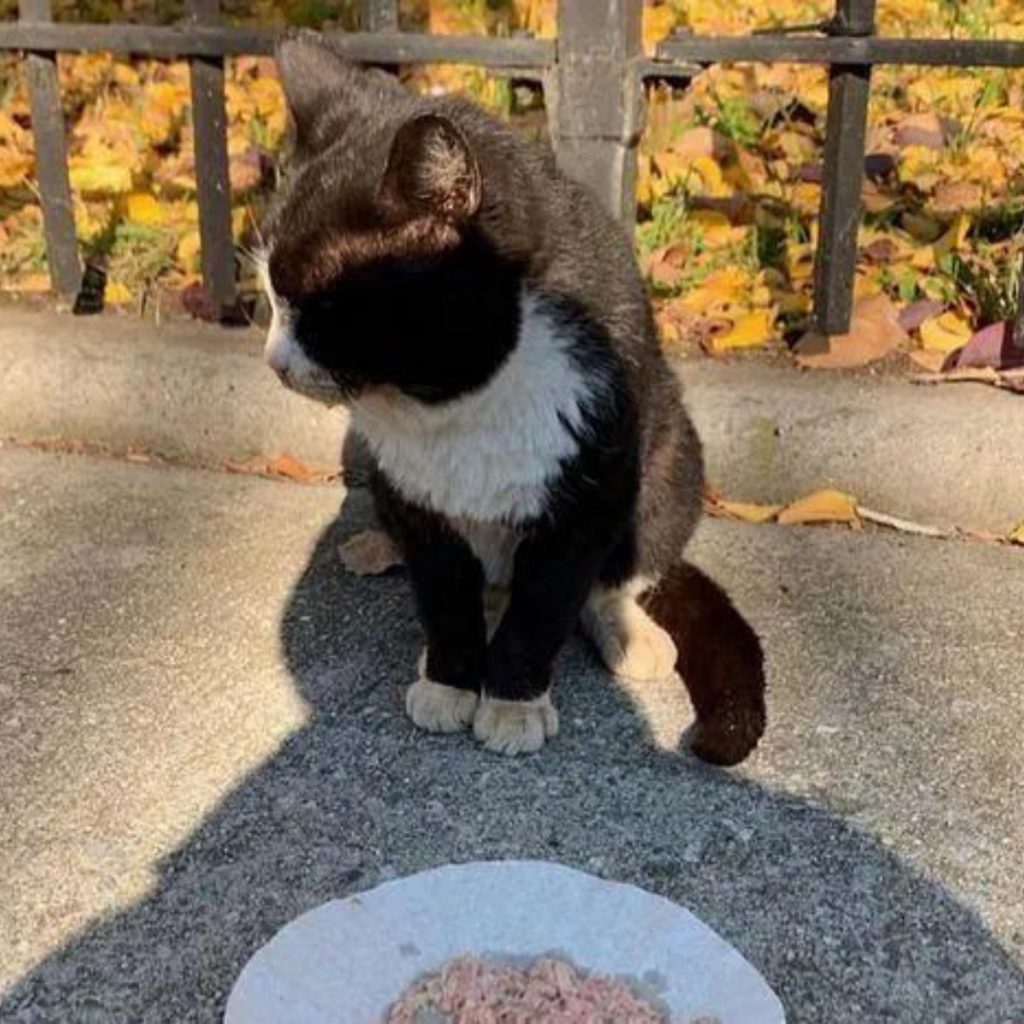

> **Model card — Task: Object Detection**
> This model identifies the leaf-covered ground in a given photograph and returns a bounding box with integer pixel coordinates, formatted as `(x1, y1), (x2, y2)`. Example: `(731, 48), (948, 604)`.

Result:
(1, 0), (1022, 369)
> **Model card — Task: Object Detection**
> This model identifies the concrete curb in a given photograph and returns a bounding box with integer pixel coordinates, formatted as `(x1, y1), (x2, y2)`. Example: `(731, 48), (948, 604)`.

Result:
(0, 307), (347, 469)
(679, 362), (1024, 534)
(3, 307), (1023, 533)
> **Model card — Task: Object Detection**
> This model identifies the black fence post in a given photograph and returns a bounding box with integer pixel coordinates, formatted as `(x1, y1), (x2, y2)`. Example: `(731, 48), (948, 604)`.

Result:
(18, 0), (81, 300)
(360, 0), (398, 32)
(187, 0), (236, 312)
(552, 0), (644, 224)
(1015, 248), (1024, 351)
(812, 0), (876, 340)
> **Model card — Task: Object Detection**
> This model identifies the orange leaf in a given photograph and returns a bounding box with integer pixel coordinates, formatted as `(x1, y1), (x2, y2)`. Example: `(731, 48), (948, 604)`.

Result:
(266, 453), (325, 482)
(778, 489), (859, 526)
(708, 498), (782, 523)
(795, 294), (907, 369)
(224, 453), (336, 484)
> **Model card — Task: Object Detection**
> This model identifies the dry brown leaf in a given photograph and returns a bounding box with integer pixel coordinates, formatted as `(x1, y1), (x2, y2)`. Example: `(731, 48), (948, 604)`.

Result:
(930, 181), (983, 214)
(893, 112), (951, 149)
(644, 242), (691, 288)
(778, 489), (860, 526)
(673, 126), (733, 161)
(338, 530), (403, 576)
(909, 349), (947, 373)
(795, 294), (908, 369)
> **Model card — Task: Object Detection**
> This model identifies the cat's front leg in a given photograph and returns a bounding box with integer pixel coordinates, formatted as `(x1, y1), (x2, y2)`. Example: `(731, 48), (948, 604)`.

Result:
(475, 528), (608, 755)
(373, 477), (487, 734)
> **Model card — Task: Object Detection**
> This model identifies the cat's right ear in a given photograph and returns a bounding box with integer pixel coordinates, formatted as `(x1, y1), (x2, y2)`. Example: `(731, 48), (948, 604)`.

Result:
(274, 34), (354, 153)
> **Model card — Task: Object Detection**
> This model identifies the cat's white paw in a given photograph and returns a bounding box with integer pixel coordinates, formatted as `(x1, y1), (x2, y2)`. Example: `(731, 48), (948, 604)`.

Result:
(583, 587), (677, 683)
(473, 693), (559, 755)
(406, 678), (478, 733)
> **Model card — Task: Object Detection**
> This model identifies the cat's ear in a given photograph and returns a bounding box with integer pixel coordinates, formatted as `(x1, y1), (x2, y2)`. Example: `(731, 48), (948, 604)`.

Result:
(380, 113), (481, 222)
(275, 34), (362, 152)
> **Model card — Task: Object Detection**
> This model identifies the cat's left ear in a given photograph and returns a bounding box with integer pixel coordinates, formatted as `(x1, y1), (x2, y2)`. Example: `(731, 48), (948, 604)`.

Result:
(380, 113), (481, 223)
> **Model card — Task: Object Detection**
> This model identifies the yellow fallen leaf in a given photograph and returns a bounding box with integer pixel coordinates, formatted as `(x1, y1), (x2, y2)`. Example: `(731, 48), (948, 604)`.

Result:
(919, 311), (972, 352)
(706, 309), (776, 352)
(642, 3), (676, 55)
(853, 274), (883, 300)
(1009, 521), (1024, 546)
(690, 155), (730, 197)
(69, 156), (133, 197)
(680, 266), (750, 314)
(0, 149), (32, 188)
(778, 489), (859, 526)
(74, 200), (109, 243)
(176, 229), (202, 273)
(112, 62), (138, 87)
(636, 159), (655, 207)
(710, 499), (782, 523)
(932, 213), (970, 263)
(692, 209), (748, 248)
(123, 192), (164, 226)
(690, 209), (731, 231)
(656, 152), (730, 197)
(105, 280), (133, 305)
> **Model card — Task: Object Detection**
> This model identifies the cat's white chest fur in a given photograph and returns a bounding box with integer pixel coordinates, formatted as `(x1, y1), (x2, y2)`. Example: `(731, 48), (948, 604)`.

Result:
(351, 291), (594, 526)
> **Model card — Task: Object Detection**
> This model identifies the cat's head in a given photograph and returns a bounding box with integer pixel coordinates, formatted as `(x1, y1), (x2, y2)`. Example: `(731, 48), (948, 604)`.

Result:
(260, 36), (528, 407)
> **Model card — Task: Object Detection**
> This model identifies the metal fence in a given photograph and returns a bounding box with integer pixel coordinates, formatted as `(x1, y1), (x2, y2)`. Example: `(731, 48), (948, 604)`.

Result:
(2, 0), (1023, 346)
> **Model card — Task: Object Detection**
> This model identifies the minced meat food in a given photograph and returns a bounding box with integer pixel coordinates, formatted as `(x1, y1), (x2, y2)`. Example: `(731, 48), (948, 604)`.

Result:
(385, 955), (668, 1024)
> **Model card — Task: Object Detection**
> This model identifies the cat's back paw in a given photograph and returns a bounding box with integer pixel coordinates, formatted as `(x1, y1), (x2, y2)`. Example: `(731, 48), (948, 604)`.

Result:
(406, 678), (479, 733)
(583, 585), (678, 683)
(473, 693), (558, 755)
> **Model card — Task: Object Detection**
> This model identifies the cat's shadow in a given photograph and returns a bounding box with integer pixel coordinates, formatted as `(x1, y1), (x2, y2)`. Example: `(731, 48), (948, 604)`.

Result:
(2, 488), (1023, 1023)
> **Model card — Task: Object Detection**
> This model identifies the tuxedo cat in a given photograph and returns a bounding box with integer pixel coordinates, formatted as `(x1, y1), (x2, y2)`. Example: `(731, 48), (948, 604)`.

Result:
(260, 34), (765, 763)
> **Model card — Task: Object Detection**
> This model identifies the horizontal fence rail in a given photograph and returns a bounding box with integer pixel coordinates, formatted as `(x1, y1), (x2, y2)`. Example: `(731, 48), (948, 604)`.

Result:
(654, 33), (1024, 68)
(1, 0), (1022, 348)
(0, 22), (555, 68)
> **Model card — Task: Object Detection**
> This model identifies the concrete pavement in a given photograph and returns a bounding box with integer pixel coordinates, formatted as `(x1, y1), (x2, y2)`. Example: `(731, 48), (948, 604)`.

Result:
(4, 306), (1024, 533)
(0, 445), (1022, 1023)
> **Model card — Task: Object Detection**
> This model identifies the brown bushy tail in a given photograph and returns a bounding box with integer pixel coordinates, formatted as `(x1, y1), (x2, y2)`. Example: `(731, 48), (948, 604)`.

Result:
(640, 563), (766, 767)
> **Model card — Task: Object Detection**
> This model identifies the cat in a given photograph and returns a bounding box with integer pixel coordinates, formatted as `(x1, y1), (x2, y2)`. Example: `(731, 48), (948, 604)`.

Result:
(259, 33), (765, 764)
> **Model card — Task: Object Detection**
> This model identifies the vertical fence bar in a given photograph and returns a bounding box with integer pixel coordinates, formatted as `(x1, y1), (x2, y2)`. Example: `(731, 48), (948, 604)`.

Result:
(187, 0), (236, 310)
(18, 0), (80, 299)
(1015, 247), (1024, 351)
(360, 0), (398, 32)
(552, 0), (644, 223)
(812, 0), (877, 339)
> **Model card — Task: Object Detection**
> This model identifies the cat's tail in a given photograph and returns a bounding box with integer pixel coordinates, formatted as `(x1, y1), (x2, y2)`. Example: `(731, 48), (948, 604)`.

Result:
(639, 562), (766, 767)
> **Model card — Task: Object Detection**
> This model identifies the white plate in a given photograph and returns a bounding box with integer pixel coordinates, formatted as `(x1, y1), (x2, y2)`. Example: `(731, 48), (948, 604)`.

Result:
(225, 860), (785, 1024)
